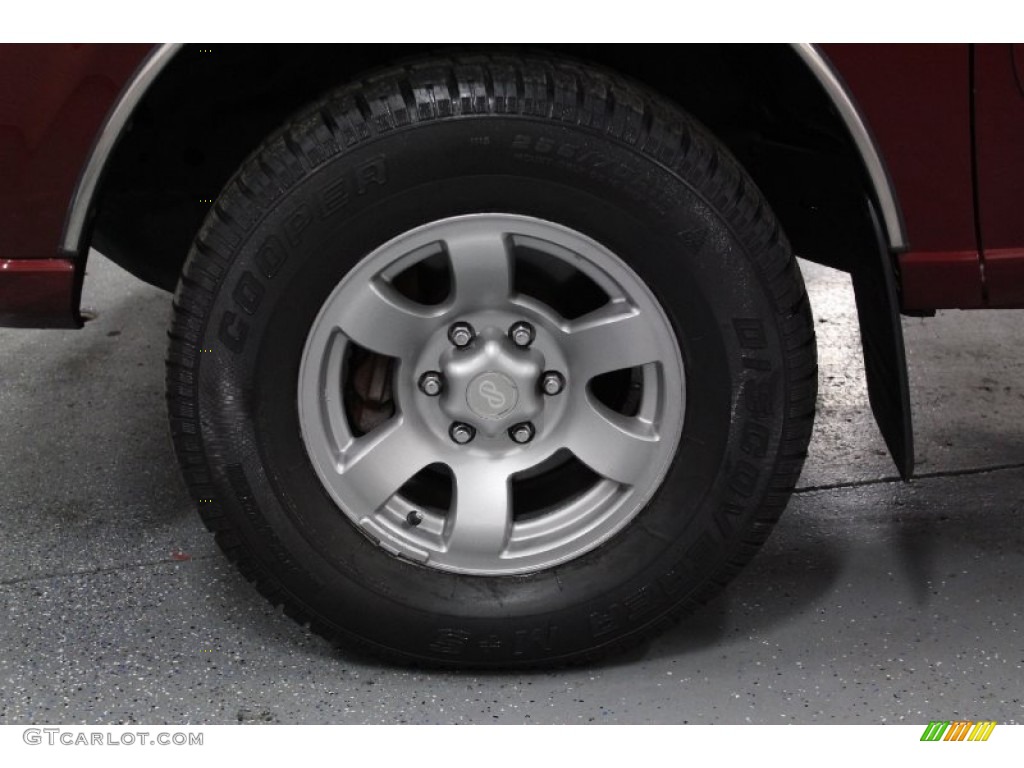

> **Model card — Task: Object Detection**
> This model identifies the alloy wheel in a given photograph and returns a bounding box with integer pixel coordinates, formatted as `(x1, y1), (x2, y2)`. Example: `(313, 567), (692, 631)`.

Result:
(297, 214), (686, 575)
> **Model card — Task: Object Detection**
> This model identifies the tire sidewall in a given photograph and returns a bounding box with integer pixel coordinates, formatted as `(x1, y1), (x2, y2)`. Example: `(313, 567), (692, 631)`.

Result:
(195, 117), (789, 664)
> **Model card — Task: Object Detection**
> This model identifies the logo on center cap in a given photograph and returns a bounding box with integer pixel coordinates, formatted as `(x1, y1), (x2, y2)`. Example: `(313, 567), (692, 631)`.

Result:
(467, 372), (518, 419)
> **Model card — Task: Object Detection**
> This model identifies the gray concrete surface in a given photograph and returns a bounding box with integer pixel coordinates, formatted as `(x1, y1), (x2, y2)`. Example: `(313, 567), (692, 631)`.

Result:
(1, 253), (1021, 724)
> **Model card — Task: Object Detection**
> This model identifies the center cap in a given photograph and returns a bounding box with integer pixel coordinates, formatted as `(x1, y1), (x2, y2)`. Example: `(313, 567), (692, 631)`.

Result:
(466, 372), (519, 420)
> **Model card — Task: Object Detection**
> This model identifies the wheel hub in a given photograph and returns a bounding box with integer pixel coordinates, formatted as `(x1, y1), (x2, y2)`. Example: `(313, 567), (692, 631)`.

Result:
(437, 328), (544, 438)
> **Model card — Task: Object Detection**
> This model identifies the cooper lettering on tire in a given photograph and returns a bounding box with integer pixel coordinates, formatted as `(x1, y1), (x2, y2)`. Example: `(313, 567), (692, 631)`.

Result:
(166, 53), (816, 667)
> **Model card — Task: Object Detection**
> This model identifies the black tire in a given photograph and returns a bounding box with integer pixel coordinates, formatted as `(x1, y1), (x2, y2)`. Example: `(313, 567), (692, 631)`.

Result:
(166, 52), (816, 667)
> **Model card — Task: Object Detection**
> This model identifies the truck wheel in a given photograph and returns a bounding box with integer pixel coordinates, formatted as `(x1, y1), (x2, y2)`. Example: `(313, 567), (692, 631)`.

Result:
(166, 53), (816, 666)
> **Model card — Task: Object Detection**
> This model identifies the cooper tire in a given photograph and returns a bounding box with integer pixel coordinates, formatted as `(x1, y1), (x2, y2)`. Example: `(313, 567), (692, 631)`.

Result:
(166, 53), (817, 667)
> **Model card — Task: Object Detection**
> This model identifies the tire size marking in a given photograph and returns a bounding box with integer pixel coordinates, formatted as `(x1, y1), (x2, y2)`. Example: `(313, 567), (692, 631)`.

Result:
(509, 133), (680, 215)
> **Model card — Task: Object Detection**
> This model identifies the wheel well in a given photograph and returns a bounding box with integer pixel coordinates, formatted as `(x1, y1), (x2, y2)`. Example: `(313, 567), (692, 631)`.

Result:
(92, 43), (882, 290)
(92, 43), (915, 476)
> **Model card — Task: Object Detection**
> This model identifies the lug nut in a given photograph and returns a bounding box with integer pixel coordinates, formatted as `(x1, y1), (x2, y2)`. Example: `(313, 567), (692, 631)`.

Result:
(418, 371), (443, 396)
(541, 371), (565, 396)
(509, 321), (535, 348)
(509, 422), (536, 444)
(448, 322), (475, 348)
(450, 422), (476, 445)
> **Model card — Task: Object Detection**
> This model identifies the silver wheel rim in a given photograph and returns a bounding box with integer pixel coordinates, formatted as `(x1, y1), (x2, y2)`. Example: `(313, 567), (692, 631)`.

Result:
(298, 214), (685, 575)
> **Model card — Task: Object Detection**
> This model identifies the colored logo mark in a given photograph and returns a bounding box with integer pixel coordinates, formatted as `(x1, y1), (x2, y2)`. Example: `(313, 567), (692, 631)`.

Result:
(920, 721), (997, 742)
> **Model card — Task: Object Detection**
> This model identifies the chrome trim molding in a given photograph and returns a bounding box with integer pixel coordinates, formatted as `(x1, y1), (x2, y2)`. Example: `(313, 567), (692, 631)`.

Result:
(790, 43), (907, 251)
(61, 43), (184, 255)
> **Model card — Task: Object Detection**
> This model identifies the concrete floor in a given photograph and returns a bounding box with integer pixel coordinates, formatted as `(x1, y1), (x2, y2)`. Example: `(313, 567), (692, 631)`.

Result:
(0, 253), (1021, 725)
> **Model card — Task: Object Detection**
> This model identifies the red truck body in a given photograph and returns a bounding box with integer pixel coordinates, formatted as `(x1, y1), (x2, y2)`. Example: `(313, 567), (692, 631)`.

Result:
(0, 44), (148, 324)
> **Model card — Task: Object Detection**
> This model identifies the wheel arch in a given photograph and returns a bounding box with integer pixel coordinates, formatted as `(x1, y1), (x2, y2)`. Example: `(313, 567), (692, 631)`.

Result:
(74, 42), (914, 476)
(69, 44), (906, 284)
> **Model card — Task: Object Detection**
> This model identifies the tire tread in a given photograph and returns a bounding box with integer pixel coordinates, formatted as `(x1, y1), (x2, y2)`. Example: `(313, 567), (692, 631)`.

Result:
(166, 51), (817, 668)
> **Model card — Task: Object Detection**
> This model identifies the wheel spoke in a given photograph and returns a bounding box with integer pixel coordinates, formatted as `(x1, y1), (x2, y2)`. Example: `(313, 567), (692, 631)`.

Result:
(563, 301), (665, 381)
(334, 280), (434, 358)
(335, 418), (433, 512)
(444, 226), (513, 309)
(565, 397), (659, 485)
(445, 463), (513, 559)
